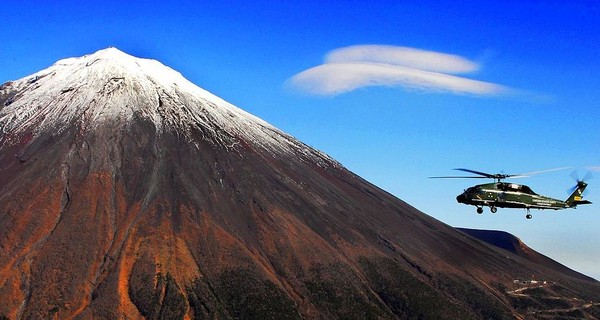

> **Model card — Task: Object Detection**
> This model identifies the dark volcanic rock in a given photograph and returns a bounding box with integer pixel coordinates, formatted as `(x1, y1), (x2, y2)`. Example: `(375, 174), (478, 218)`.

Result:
(1, 48), (599, 319)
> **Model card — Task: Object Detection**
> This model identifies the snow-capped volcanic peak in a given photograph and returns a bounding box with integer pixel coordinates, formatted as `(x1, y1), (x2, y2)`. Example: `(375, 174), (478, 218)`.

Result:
(2, 47), (266, 134)
(0, 48), (335, 164)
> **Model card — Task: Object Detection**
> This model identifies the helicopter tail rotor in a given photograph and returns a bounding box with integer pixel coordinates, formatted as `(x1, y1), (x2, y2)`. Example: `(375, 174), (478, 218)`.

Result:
(565, 171), (592, 207)
(570, 170), (593, 183)
(567, 170), (593, 196)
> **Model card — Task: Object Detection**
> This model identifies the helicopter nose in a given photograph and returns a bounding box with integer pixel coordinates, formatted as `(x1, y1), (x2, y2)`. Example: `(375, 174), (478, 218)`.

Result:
(456, 193), (466, 204)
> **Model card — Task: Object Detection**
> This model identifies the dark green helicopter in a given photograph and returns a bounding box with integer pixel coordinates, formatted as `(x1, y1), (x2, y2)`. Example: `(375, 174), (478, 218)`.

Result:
(431, 168), (592, 219)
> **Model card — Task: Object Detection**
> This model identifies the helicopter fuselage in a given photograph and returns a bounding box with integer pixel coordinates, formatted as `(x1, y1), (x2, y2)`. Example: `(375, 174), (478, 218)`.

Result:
(456, 182), (568, 211)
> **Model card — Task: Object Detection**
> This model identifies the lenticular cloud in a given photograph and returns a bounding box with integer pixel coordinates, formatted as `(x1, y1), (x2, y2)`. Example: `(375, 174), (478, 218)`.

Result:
(288, 45), (510, 96)
(325, 45), (479, 74)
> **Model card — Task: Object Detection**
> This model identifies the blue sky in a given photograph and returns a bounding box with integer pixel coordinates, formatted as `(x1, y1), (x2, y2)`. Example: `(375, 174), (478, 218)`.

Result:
(2, 1), (599, 279)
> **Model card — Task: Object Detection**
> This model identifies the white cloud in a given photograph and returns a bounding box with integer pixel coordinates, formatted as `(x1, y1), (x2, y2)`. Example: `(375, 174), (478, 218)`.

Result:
(325, 45), (479, 74)
(288, 45), (511, 96)
(290, 62), (508, 96)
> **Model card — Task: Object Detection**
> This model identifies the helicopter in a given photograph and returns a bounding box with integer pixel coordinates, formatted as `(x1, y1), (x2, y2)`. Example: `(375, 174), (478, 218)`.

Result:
(430, 168), (592, 219)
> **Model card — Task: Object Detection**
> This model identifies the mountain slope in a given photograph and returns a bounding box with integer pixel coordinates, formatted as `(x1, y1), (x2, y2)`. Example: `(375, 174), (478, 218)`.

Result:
(1, 48), (599, 319)
(457, 228), (596, 282)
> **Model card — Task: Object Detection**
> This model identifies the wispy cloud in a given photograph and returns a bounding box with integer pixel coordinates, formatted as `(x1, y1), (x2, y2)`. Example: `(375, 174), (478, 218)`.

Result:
(287, 45), (511, 96)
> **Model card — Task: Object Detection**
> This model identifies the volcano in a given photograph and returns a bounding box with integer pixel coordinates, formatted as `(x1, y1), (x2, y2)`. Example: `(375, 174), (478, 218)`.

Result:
(1, 48), (599, 319)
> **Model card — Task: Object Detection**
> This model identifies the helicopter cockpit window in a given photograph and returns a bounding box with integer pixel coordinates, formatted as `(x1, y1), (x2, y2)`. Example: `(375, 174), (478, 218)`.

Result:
(465, 187), (479, 194)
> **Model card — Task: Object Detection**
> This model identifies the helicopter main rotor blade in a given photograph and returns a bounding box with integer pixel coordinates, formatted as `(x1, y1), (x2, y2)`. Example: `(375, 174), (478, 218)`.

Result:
(515, 167), (571, 177)
(428, 176), (488, 179)
(432, 167), (572, 181)
(453, 168), (496, 178)
(455, 167), (571, 180)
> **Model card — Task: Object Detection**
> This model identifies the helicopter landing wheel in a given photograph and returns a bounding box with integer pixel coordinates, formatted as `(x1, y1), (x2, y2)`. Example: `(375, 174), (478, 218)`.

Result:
(490, 206), (497, 213)
(476, 207), (483, 214)
(526, 213), (533, 219)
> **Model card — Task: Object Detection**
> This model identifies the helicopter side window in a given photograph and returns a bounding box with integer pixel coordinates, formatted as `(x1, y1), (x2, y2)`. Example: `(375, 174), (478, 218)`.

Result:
(520, 185), (537, 195)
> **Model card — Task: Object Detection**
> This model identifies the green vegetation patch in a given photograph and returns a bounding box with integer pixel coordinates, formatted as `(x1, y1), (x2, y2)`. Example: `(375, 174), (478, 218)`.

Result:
(215, 268), (301, 320)
(359, 257), (473, 320)
(186, 276), (228, 319)
(303, 261), (391, 319)
(436, 273), (513, 320)
(128, 255), (188, 319)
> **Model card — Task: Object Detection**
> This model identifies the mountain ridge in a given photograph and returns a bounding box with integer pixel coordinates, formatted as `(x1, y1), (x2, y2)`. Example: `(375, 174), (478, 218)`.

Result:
(457, 227), (596, 282)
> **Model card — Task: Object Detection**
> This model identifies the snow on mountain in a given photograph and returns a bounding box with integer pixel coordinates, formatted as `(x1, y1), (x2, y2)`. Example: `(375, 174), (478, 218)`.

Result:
(0, 47), (336, 166)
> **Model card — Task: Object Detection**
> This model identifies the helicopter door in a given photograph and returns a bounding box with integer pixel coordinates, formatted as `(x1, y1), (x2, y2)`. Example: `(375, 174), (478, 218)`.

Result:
(498, 192), (507, 203)
(497, 183), (507, 203)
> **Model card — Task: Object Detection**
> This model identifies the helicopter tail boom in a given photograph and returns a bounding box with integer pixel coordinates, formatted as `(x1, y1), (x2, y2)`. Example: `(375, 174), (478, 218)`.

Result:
(564, 181), (592, 207)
